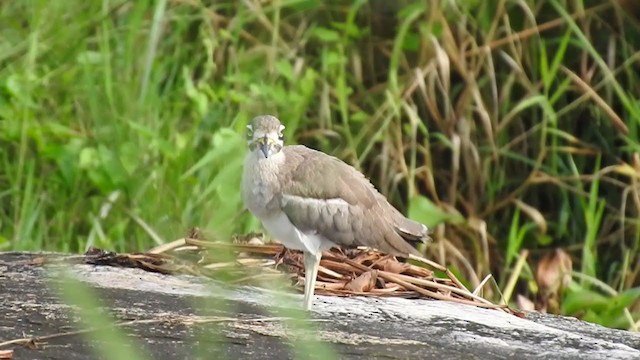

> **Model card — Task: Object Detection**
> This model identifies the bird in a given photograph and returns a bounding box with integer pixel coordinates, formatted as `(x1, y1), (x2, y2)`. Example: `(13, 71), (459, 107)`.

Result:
(241, 115), (430, 310)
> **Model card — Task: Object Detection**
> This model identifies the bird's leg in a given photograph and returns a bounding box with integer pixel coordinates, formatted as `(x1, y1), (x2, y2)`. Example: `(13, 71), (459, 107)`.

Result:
(302, 251), (322, 311)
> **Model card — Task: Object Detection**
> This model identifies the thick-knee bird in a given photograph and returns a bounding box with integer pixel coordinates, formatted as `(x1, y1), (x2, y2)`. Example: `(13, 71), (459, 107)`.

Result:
(241, 115), (430, 310)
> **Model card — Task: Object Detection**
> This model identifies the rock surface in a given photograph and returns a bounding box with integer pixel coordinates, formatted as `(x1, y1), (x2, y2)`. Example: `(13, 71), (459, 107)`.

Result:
(0, 252), (639, 359)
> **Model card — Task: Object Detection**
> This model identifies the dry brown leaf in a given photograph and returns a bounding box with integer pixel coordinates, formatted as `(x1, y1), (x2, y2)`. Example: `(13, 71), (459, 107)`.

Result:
(536, 248), (572, 313)
(536, 248), (572, 295)
(373, 256), (410, 274)
(345, 270), (378, 292)
(351, 251), (381, 265)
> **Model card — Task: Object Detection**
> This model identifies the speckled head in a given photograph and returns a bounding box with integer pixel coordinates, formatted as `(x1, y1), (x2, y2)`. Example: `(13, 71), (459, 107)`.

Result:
(246, 115), (285, 159)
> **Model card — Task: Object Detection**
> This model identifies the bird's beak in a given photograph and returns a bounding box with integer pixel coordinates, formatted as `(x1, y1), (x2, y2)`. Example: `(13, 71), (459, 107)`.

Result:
(258, 135), (272, 158)
(252, 135), (280, 159)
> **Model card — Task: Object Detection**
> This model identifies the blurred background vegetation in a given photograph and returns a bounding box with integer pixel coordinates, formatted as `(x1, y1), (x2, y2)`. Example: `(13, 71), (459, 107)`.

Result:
(1, 0), (639, 330)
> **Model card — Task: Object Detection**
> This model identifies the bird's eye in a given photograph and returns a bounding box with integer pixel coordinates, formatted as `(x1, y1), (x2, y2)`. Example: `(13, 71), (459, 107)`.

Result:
(278, 124), (285, 141)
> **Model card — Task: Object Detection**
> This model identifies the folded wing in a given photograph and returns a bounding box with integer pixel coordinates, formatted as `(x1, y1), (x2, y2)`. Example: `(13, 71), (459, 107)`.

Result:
(278, 145), (427, 257)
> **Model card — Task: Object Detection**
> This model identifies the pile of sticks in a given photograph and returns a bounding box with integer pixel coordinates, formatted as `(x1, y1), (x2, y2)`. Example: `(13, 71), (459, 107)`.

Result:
(81, 230), (523, 317)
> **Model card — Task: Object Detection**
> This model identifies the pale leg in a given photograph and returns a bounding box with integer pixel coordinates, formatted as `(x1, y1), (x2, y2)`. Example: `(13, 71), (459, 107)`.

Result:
(303, 251), (322, 310)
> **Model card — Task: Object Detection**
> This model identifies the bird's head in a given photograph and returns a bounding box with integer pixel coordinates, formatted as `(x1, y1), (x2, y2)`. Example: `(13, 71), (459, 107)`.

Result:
(246, 115), (285, 159)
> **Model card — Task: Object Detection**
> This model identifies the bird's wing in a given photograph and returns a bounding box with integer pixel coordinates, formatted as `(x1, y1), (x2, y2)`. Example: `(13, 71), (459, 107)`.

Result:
(278, 145), (424, 257)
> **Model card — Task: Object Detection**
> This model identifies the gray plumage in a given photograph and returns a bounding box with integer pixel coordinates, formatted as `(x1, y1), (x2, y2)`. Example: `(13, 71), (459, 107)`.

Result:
(278, 145), (426, 256)
(241, 115), (429, 310)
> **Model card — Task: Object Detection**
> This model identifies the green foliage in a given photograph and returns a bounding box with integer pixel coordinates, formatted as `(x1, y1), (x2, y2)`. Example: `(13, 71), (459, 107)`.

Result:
(562, 285), (640, 330)
(408, 195), (463, 228)
(1, 0), (639, 331)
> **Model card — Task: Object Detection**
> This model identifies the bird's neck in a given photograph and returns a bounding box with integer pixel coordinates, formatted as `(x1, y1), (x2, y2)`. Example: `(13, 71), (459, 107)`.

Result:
(246, 149), (286, 174)
(244, 148), (285, 190)
(242, 149), (287, 216)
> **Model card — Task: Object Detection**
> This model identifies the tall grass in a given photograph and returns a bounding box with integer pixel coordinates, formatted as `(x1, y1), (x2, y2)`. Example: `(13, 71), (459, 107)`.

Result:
(1, 0), (639, 330)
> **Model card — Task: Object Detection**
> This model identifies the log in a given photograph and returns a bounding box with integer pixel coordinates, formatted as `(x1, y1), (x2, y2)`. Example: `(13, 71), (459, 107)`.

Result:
(0, 252), (638, 360)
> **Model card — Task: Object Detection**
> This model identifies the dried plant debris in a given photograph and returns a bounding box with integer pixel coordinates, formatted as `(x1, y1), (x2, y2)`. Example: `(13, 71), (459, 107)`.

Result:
(83, 246), (177, 274)
(79, 232), (523, 317)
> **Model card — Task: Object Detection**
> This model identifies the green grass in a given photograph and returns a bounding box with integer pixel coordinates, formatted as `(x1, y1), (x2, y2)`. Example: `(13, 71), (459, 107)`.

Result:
(1, 0), (639, 332)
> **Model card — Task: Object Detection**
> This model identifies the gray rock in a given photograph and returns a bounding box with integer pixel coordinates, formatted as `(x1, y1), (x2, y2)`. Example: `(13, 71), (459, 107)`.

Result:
(0, 252), (638, 359)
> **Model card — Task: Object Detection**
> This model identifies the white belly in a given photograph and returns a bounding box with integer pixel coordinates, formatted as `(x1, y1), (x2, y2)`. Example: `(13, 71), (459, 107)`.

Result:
(260, 211), (335, 255)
